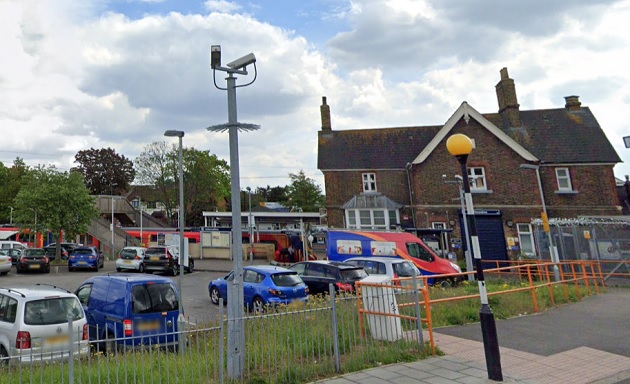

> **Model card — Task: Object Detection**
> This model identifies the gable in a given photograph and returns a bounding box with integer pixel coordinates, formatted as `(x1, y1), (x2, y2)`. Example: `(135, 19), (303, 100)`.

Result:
(413, 102), (538, 164)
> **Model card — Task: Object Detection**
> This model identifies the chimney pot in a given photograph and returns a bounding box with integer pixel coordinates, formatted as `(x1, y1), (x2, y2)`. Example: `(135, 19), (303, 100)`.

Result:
(495, 68), (521, 128)
(320, 96), (331, 131)
(564, 95), (581, 111)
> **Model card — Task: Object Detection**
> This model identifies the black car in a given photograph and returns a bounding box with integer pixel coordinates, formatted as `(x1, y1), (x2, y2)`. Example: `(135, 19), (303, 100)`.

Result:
(44, 242), (79, 260)
(143, 246), (179, 275)
(16, 248), (51, 273)
(288, 260), (368, 295)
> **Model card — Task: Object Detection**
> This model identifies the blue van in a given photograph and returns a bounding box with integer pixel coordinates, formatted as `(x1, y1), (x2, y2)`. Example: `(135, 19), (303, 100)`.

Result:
(75, 274), (180, 353)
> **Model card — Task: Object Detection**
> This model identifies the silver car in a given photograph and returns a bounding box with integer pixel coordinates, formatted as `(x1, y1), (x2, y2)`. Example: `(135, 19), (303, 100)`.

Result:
(115, 246), (147, 273)
(0, 251), (12, 275)
(0, 285), (89, 364)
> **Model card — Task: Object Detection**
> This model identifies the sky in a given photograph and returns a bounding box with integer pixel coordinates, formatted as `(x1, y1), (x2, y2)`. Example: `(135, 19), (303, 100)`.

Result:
(2, 0), (630, 192)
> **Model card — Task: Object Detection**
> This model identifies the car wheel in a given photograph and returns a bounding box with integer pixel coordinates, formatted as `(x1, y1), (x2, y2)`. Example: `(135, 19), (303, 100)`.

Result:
(251, 297), (265, 314)
(0, 272), (7, 276)
(186, 259), (194, 273)
(171, 263), (178, 276)
(436, 279), (452, 288)
(138, 263), (146, 273)
(45, 266), (50, 273)
(210, 286), (221, 305)
(116, 267), (122, 272)
(68, 266), (73, 272)
(0, 346), (9, 365)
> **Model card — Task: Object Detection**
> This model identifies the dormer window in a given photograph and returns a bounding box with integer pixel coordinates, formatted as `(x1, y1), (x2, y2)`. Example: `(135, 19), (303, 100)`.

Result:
(555, 168), (573, 192)
(362, 173), (377, 193)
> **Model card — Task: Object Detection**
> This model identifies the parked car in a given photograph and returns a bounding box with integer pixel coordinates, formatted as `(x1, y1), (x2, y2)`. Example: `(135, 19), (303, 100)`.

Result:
(342, 256), (423, 289)
(74, 274), (180, 353)
(44, 242), (80, 261)
(68, 246), (104, 271)
(16, 248), (50, 274)
(3, 248), (22, 265)
(288, 260), (368, 296)
(115, 246), (148, 273)
(208, 265), (309, 312)
(0, 285), (89, 363)
(143, 246), (179, 275)
(0, 250), (12, 275)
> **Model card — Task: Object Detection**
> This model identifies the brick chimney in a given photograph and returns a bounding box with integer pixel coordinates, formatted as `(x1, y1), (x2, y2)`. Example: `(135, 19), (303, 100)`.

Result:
(564, 95), (582, 111)
(320, 96), (331, 131)
(495, 67), (521, 128)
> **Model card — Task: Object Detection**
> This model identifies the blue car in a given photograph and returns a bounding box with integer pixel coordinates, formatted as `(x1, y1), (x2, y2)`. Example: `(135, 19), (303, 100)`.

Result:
(208, 265), (309, 312)
(68, 246), (104, 271)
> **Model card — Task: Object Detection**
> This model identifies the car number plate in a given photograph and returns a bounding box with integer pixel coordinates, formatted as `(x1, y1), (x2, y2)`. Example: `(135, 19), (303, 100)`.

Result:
(45, 334), (69, 345)
(150, 256), (160, 261)
(124, 260), (131, 264)
(78, 261), (87, 265)
(29, 264), (40, 269)
(136, 321), (160, 331)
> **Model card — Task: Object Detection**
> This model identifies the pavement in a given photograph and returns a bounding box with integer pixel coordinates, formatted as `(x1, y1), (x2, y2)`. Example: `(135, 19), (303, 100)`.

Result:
(194, 258), (630, 384)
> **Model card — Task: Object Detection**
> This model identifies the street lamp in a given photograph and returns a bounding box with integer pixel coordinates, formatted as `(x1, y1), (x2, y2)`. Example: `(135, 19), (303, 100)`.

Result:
(446, 133), (503, 381)
(520, 164), (560, 281)
(164, 129), (186, 356)
(444, 175), (474, 281)
(207, 45), (259, 379)
(246, 187), (254, 264)
(110, 182), (118, 261)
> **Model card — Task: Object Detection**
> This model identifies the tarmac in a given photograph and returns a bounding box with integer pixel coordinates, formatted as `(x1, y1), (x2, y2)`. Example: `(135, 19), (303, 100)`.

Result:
(194, 258), (630, 384)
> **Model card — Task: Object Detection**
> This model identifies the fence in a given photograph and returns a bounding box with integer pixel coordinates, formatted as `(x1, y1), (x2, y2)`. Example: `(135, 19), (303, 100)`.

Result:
(0, 261), (605, 384)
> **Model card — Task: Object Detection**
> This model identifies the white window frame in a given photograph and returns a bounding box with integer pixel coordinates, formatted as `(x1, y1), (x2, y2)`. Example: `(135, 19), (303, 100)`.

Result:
(467, 167), (487, 191)
(345, 209), (400, 230)
(555, 167), (573, 191)
(362, 173), (377, 193)
(431, 222), (446, 230)
(516, 223), (535, 257)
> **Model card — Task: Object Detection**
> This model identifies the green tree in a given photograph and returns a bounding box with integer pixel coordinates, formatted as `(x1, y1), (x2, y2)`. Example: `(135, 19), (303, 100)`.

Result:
(0, 158), (31, 224)
(72, 147), (135, 195)
(286, 170), (324, 212)
(134, 142), (231, 226)
(12, 166), (100, 261)
(257, 185), (289, 203)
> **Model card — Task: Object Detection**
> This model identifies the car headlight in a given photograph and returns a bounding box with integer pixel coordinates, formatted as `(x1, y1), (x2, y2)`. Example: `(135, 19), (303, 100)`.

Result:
(450, 262), (462, 273)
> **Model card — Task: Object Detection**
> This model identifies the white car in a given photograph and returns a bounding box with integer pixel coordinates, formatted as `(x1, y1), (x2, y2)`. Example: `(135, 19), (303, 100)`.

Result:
(0, 250), (12, 275)
(0, 285), (89, 364)
(115, 246), (148, 273)
(343, 256), (424, 289)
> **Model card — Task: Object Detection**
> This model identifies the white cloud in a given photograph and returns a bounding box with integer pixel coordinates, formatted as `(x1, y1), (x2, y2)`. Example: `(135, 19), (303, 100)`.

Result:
(204, 1), (241, 13)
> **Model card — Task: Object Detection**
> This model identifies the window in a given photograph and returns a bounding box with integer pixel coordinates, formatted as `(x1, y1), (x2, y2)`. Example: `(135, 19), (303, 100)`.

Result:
(468, 167), (487, 190)
(432, 222), (446, 230)
(362, 173), (376, 193)
(345, 209), (400, 230)
(555, 168), (573, 191)
(517, 223), (535, 257)
(131, 284), (178, 314)
(406, 243), (434, 262)
(0, 295), (18, 323)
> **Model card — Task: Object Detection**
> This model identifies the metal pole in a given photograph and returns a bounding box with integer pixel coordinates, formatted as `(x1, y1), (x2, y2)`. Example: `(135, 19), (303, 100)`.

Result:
(247, 187), (253, 264)
(226, 71), (245, 378)
(140, 199), (143, 247)
(457, 155), (503, 381)
(534, 167), (560, 281)
(458, 181), (474, 281)
(111, 185), (115, 261)
(177, 134), (185, 356)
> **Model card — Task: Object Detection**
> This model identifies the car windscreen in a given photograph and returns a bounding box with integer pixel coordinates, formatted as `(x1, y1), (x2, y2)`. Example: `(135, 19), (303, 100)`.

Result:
(145, 248), (166, 255)
(340, 268), (368, 280)
(24, 297), (85, 325)
(271, 272), (303, 287)
(73, 248), (93, 255)
(120, 249), (138, 259)
(392, 262), (419, 277)
(25, 249), (46, 257)
(132, 283), (178, 314)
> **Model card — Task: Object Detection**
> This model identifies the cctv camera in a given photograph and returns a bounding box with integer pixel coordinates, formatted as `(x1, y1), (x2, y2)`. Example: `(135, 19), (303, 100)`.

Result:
(454, 175), (463, 181)
(442, 175), (447, 180)
(226, 53), (256, 70)
(210, 45), (221, 69)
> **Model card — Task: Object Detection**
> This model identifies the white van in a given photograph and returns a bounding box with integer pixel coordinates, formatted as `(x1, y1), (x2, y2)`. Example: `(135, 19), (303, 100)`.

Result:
(0, 241), (28, 250)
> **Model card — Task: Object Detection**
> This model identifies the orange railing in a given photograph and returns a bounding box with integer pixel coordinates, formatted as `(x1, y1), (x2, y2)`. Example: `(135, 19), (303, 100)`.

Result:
(355, 259), (609, 357)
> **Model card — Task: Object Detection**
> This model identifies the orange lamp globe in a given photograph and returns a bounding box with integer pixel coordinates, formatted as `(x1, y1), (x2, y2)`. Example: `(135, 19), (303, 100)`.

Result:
(446, 133), (473, 156)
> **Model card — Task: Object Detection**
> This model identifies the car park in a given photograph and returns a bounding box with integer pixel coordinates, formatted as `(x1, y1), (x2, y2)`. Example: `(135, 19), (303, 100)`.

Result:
(0, 285), (89, 363)
(115, 246), (148, 273)
(288, 260), (368, 296)
(16, 248), (50, 274)
(208, 265), (309, 312)
(68, 246), (104, 271)
(74, 274), (180, 353)
(0, 251), (11, 275)
(143, 246), (180, 275)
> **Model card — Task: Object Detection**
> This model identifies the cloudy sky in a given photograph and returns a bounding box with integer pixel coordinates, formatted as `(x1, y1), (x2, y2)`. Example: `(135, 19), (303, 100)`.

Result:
(2, 0), (630, 191)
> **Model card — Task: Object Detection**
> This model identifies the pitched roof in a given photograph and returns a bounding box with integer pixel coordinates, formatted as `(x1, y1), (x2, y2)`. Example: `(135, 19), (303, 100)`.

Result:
(318, 103), (621, 170)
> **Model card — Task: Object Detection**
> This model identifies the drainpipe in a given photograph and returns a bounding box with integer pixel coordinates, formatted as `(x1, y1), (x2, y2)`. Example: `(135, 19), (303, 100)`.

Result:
(405, 163), (416, 228)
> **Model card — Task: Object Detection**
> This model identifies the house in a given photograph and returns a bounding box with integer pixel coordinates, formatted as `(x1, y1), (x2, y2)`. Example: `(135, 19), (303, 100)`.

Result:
(317, 68), (622, 262)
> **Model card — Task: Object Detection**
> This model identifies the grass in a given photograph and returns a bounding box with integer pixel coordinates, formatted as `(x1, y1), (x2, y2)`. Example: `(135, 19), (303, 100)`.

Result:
(0, 277), (597, 384)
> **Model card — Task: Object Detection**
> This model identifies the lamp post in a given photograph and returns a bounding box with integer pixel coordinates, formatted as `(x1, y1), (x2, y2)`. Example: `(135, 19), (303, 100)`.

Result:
(446, 133), (503, 381)
(520, 164), (560, 281)
(9, 206), (13, 225)
(164, 129), (186, 356)
(444, 175), (474, 281)
(246, 187), (253, 264)
(207, 46), (259, 379)
(110, 183), (118, 261)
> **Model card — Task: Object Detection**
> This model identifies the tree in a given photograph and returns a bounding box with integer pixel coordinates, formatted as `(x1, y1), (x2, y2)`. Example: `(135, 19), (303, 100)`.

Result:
(286, 170), (324, 212)
(12, 166), (100, 261)
(72, 148), (135, 195)
(0, 158), (30, 224)
(257, 185), (289, 203)
(134, 142), (231, 226)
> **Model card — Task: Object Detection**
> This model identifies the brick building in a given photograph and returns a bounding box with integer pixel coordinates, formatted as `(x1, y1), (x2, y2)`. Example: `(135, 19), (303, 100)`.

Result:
(317, 68), (622, 261)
